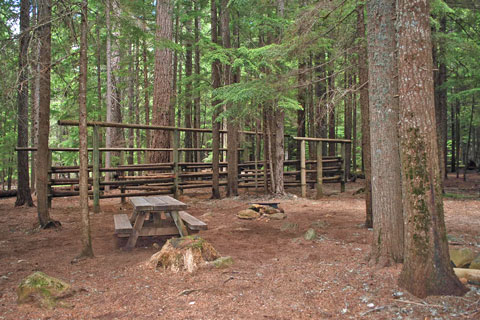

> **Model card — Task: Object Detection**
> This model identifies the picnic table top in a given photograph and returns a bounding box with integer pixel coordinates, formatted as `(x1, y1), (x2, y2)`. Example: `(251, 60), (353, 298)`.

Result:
(130, 196), (187, 212)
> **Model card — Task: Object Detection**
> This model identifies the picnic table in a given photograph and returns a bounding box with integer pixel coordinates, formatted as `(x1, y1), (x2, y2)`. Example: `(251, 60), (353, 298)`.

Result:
(113, 195), (207, 249)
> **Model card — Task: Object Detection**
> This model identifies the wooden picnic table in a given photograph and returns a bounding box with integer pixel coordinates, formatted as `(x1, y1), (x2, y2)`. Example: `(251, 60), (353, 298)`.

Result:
(113, 195), (207, 249)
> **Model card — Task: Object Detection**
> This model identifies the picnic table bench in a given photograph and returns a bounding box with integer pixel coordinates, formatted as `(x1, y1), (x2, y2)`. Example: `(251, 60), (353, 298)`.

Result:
(114, 196), (207, 249)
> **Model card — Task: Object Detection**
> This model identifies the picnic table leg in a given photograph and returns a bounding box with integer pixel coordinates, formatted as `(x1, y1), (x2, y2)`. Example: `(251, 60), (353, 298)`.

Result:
(126, 212), (146, 249)
(171, 210), (188, 237)
(130, 210), (139, 224)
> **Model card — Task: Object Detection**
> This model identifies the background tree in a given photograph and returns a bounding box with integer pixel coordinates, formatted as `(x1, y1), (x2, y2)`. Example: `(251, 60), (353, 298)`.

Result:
(77, 0), (93, 258)
(15, 0), (34, 207)
(366, 0), (404, 265)
(150, 0), (173, 164)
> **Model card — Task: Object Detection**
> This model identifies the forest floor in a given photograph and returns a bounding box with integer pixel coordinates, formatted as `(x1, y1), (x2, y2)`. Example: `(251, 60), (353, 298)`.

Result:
(1, 172), (480, 319)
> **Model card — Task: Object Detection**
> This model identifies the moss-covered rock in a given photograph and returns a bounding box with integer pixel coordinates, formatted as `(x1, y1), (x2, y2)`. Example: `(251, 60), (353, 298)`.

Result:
(304, 228), (317, 241)
(149, 236), (220, 272)
(17, 272), (72, 309)
(450, 248), (475, 268)
(469, 255), (480, 270)
(207, 256), (234, 269)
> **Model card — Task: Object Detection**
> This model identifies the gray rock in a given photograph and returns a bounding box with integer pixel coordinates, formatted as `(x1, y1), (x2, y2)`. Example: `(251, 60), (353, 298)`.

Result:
(304, 228), (316, 241)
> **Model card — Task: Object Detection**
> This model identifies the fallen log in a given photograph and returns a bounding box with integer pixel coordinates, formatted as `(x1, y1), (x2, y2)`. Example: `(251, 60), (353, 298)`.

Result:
(0, 190), (17, 198)
(454, 268), (480, 283)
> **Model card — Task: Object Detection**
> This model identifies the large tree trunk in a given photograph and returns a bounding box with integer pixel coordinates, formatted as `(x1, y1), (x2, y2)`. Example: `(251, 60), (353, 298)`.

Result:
(357, 4), (373, 228)
(16, 0), (34, 207)
(221, 0), (238, 197)
(150, 0), (173, 164)
(211, 0), (221, 199)
(366, 0), (403, 266)
(396, 0), (467, 298)
(36, 0), (57, 228)
(78, 0), (93, 258)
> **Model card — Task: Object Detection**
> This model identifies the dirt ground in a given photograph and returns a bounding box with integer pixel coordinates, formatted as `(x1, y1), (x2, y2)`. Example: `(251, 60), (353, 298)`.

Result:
(1, 173), (480, 319)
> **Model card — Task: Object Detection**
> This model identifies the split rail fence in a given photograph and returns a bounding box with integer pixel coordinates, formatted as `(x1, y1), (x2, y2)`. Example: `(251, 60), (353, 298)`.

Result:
(16, 121), (351, 212)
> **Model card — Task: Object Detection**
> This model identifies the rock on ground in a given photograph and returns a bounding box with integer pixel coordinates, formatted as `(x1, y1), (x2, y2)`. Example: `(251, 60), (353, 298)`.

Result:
(17, 271), (73, 309)
(450, 248), (475, 268)
(304, 228), (317, 241)
(237, 209), (260, 220)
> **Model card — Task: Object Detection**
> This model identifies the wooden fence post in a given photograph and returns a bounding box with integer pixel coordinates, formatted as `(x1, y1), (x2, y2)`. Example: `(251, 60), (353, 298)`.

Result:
(93, 125), (100, 213)
(341, 143), (346, 193)
(47, 150), (52, 208)
(300, 139), (306, 198)
(316, 141), (323, 199)
(173, 129), (180, 198)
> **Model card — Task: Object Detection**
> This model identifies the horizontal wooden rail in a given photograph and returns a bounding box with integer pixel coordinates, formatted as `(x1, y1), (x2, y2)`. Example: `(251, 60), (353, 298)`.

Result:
(58, 120), (261, 135)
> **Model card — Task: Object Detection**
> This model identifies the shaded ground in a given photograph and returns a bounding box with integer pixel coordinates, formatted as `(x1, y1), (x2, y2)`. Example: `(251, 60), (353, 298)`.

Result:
(0, 175), (480, 319)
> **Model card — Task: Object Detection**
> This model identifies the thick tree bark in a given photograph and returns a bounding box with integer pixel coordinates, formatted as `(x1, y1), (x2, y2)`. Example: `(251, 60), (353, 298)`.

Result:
(36, 0), (58, 227)
(78, 0), (93, 258)
(366, 0), (403, 265)
(222, 0), (238, 197)
(150, 0), (173, 164)
(357, 4), (373, 228)
(211, 0), (221, 199)
(16, 0), (34, 207)
(396, 0), (467, 298)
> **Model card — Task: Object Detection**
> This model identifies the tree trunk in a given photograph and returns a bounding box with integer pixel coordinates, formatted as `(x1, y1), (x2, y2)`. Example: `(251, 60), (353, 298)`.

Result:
(451, 100), (456, 173)
(222, 0), (238, 197)
(36, 0), (58, 228)
(194, 2), (201, 162)
(30, 1), (41, 193)
(463, 97), (474, 181)
(16, 0), (34, 207)
(357, 4), (373, 228)
(366, 0), (403, 265)
(344, 65), (352, 181)
(211, 0), (221, 199)
(143, 40), (150, 161)
(396, 0), (467, 298)
(434, 17), (448, 181)
(327, 67), (336, 156)
(150, 0), (173, 164)
(352, 81), (358, 173)
(184, 2), (193, 162)
(78, 0), (93, 258)
(455, 99), (460, 178)
(127, 42), (135, 168)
